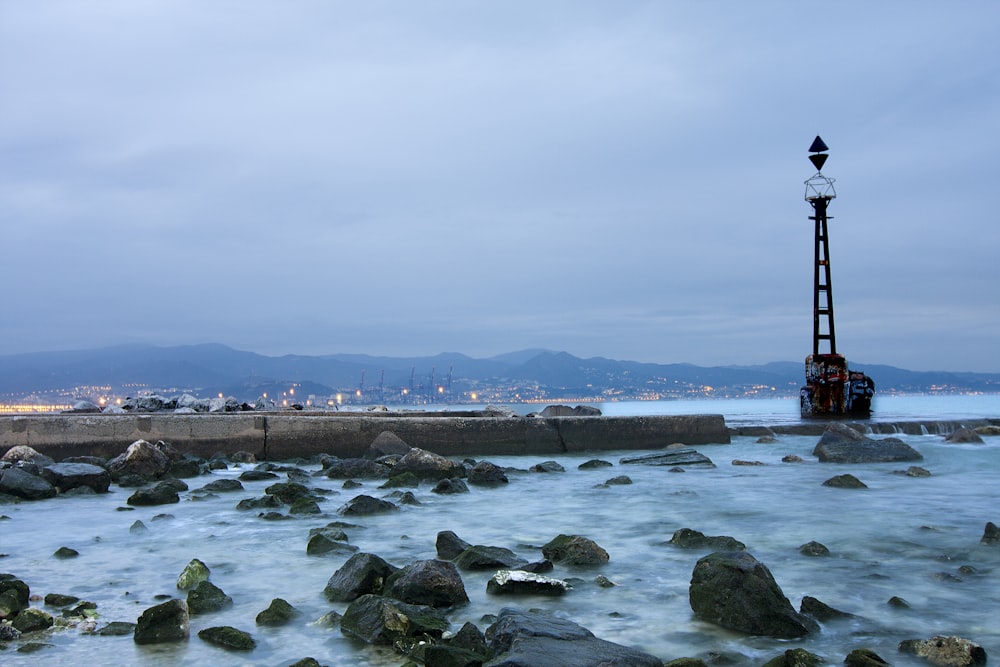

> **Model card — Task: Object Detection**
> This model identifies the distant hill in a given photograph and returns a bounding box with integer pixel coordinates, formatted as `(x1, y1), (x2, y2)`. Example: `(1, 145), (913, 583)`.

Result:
(0, 344), (997, 403)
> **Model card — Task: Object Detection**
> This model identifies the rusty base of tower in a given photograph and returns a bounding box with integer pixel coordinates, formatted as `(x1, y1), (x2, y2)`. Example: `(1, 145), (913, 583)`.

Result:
(800, 353), (874, 419)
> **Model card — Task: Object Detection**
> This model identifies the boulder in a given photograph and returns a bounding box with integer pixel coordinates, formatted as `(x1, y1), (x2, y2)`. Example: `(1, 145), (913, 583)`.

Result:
(898, 636), (987, 667)
(108, 440), (172, 481)
(197, 478), (244, 493)
(669, 528), (746, 552)
(127, 481), (180, 506)
(265, 481), (318, 504)
(799, 595), (852, 621)
(197, 625), (255, 651)
(486, 570), (570, 596)
(393, 448), (466, 481)
(0, 467), (57, 500)
(256, 598), (298, 626)
(437, 530), (472, 560)
(813, 426), (922, 463)
(177, 558), (211, 590)
(380, 472), (420, 488)
(799, 541), (830, 557)
(432, 477), (469, 494)
(944, 428), (984, 444)
(323, 458), (391, 480)
(541, 534), (609, 566)
(578, 459), (613, 470)
(485, 607), (661, 667)
(337, 494), (398, 516)
(981, 521), (999, 545)
(339, 594), (449, 645)
(539, 404), (601, 417)
(187, 580), (233, 614)
(11, 607), (53, 633)
(306, 532), (359, 556)
(467, 461), (509, 486)
(133, 598), (190, 644)
(324, 552), (399, 602)
(1, 445), (55, 468)
(0, 588), (25, 621)
(454, 545), (528, 571)
(844, 648), (891, 667)
(620, 449), (715, 468)
(823, 474), (868, 489)
(689, 551), (818, 638)
(382, 559), (469, 608)
(530, 461), (565, 473)
(365, 431), (411, 459)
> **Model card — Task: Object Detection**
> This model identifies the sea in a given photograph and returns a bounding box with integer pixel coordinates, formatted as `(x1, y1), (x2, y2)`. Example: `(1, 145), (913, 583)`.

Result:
(1, 394), (997, 666)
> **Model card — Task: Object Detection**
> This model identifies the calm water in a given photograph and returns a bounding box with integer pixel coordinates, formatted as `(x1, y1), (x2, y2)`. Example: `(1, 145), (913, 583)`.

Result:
(1, 395), (997, 666)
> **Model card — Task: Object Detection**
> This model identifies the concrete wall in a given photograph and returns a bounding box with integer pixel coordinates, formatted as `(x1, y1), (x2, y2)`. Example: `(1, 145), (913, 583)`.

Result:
(0, 412), (731, 461)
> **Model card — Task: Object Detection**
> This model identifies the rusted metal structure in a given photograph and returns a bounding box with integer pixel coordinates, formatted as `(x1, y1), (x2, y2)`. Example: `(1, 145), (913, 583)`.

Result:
(800, 136), (875, 418)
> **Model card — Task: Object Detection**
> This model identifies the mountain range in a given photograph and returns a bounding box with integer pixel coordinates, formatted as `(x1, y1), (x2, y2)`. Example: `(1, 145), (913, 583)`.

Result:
(1, 344), (998, 404)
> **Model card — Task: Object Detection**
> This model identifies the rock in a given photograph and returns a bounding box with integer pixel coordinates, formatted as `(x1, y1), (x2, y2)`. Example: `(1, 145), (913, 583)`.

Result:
(177, 558), (211, 590)
(265, 481), (318, 504)
(688, 551), (818, 638)
(380, 472), (420, 488)
(44, 592), (80, 607)
(944, 428), (984, 444)
(238, 469), (279, 482)
(108, 439), (172, 482)
(197, 478), (244, 493)
(467, 461), (509, 485)
(813, 426), (922, 463)
(974, 425), (1000, 436)
(539, 404), (601, 417)
(481, 405), (517, 418)
(783, 454), (804, 463)
(54, 546), (79, 559)
(888, 596), (911, 608)
(541, 534), (609, 566)
(186, 580), (233, 614)
(485, 607), (661, 667)
(981, 521), (999, 545)
(844, 648), (891, 667)
(437, 530), (473, 560)
(97, 621), (136, 636)
(324, 552), (399, 602)
(823, 474), (868, 489)
(11, 607), (53, 633)
(365, 431), (411, 459)
(289, 498), (322, 515)
(620, 448), (715, 468)
(383, 559), (469, 608)
(423, 644), (487, 667)
(39, 462), (111, 494)
(761, 648), (824, 667)
(1, 445), (55, 468)
(306, 532), (359, 556)
(323, 458), (391, 480)
(578, 459), (613, 470)
(905, 466), (932, 477)
(256, 598), (298, 626)
(0, 467), (57, 500)
(0, 576), (30, 608)
(898, 636), (987, 667)
(669, 528), (746, 552)
(432, 477), (469, 494)
(799, 541), (830, 556)
(133, 598), (190, 644)
(486, 570), (570, 596)
(530, 461), (565, 473)
(0, 588), (24, 621)
(339, 594), (449, 645)
(197, 625), (255, 651)
(454, 545), (528, 571)
(337, 494), (398, 516)
(0, 623), (19, 640)
(126, 482), (180, 506)
(449, 621), (489, 657)
(393, 448), (466, 481)
(800, 595), (852, 621)
(602, 475), (632, 485)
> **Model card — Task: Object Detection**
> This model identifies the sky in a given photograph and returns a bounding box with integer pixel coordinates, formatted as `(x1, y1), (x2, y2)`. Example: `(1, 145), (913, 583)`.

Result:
(2, 2), (998, 372)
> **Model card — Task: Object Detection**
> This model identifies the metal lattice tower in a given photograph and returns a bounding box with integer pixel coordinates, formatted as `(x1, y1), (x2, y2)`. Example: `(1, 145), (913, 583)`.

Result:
(805, 136), (837, 356)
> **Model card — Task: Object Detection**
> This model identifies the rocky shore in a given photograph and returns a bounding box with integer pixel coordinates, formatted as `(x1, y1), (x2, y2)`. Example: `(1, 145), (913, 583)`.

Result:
(2, 417), (998, 666)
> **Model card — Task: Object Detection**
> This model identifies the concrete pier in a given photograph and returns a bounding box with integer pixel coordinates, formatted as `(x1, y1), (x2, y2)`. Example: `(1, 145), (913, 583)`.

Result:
(0, 412), (731, 461)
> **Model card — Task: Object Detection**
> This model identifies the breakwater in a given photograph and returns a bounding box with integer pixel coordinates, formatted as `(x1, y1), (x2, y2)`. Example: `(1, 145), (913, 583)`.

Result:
(0, 412), (731, 461)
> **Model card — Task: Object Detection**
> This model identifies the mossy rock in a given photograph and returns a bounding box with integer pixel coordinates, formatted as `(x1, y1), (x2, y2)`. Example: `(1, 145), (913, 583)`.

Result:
(177, 558), (211, 590)
(11, 608), (54, 633)
(256, 598), (298, 626)
(197, 625), (255, 651)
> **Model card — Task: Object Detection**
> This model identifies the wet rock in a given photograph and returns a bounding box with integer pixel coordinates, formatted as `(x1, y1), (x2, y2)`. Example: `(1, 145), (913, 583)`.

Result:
(620, 448), (715, 468)
(432, 477), (469, 494)
(844, 648), (891, 667)
(689, 551), (819, 638)
(1, 445), (55, 468)
(186, 580), (233, 614)
(761, 648), (823, 667)
(167, 456), (204, 478)
(380, 472), (420, 488)
(0, 623), (19, 640)
(337, 494), (398, 516)
(256, 598), (298, 626)
(485, 607), (661, 667)
(365, 431), (411, 459)
(823, 474), (867, 489)
(813, 425), (922, 463)
(888, 596), (911, 608)
(53, 546), (79, 559)
(97, 621), (136, 636)
(265, 481), (318, 504)
(422, 644), (487, 666)
(238, 469), (279, 482)
(449, 620), (489, 657)
(541, 534), (609, 566)
(11, 607), (53, 633)
(799, 541), (830, 556)
(41, 463), (111, 493)
(177, 558), (211, 590)
(197, 478), (244, 493)
(0, 467), (57, 500)
(782, 454), (804, 463)
(800, 595), (853, 621)
(44, 592), (79, 607)
(944, 428), (984, 444)
(126, 481), (180, 506)
(669, 528), (746, 552)
(306, 531), (358, 556)
(437, 530), (472, 560)
(236, 494), (283, 511)
(397, 491), (420, 506)
(324, 552), (399, 602)
(108, 439), (172, 482)
(339, 594), (449, 645)
(732, 460), (765, 466)
(198, 625), (256, 651)
(578, 459), (613, 470)
(323, 458), (391, 480)
(467, 461), (509, 486)
(486, 570), (570, 596)
(383, 559), (469, 608)
(904, 466), (932, 477)
(601, 475), (632, 486)
(289, 498), (322, 515)
(530, 461), (565, 473)
(0, 576), (30, 610)
(981, 521), (999, 545)
(898, 635), (987, 666)
(133, 598), (190, 644)
(454, 545), (528, 571)
(394, 448), (465, 481)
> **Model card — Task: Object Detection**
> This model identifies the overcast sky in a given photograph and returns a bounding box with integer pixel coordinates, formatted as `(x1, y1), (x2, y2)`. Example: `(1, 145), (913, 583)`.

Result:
(2, 2), (998, 372)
